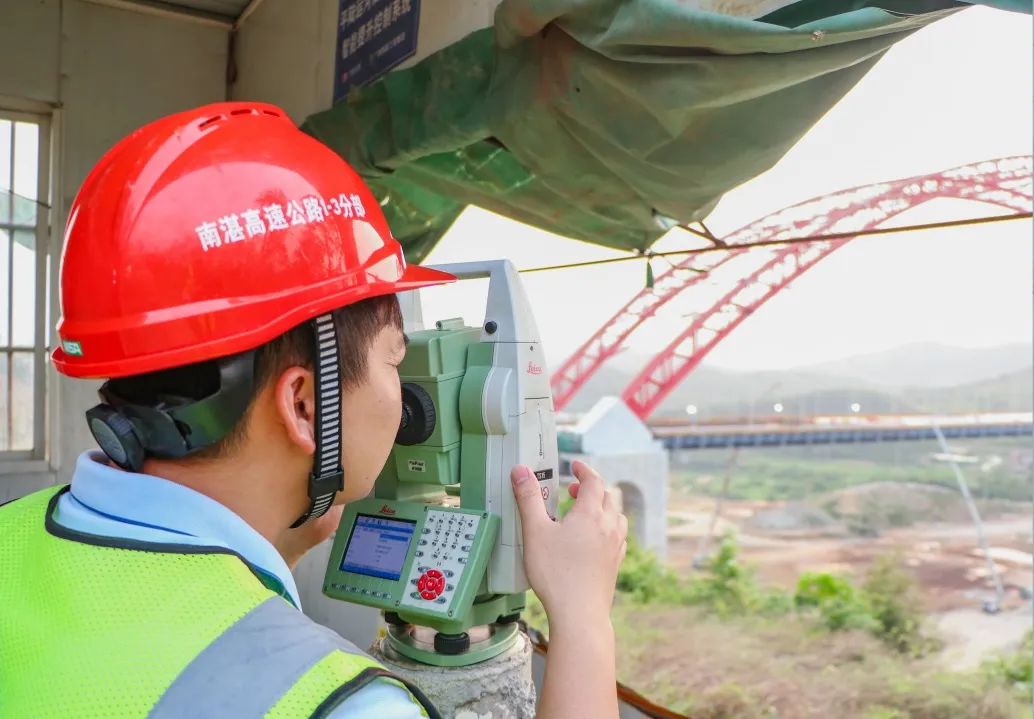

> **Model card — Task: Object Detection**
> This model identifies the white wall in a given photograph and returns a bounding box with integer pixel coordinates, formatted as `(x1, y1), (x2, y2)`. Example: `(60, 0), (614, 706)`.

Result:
(0, 0), (227, 501)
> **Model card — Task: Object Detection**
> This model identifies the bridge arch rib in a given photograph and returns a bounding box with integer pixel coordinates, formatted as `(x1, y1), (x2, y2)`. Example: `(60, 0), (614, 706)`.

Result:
(548, 157), (1032, 418)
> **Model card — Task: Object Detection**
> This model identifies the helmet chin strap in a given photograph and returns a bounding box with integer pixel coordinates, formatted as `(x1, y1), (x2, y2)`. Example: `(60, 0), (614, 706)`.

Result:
(290, 313), (344, 528)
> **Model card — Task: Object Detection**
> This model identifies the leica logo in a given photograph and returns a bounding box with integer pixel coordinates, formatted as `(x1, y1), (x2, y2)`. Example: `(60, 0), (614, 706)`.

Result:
(379, 505), (397, 515)
(527, 361), (543, 375)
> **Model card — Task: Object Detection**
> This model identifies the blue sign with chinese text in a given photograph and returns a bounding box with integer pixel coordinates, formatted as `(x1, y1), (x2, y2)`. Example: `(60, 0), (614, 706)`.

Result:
(334, 0), (420, 103)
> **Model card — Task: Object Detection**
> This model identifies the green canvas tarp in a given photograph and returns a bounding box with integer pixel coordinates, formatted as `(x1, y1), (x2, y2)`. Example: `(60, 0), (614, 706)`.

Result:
(303, 0), (1030, 261)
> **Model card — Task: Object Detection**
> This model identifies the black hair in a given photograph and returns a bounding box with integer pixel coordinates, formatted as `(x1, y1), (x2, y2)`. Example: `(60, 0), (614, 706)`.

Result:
(103, 294), (403, 460)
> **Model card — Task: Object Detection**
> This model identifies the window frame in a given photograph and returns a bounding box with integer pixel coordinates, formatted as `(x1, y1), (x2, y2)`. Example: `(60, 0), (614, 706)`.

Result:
(0, 107), (52, 465)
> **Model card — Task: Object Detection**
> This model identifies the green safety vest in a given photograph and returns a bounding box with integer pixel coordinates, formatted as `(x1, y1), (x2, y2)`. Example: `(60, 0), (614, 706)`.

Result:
(0, 485), (439, 719)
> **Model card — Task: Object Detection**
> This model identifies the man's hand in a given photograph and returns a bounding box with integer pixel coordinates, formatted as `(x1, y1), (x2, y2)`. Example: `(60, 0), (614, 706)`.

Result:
(513, 460), (627, 719)
(512, 461), (628, 630)
(274, 505), (344, 570)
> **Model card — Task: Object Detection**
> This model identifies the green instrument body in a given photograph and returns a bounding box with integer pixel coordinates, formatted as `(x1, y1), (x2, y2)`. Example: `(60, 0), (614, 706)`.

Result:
(323, 261), (559, 666)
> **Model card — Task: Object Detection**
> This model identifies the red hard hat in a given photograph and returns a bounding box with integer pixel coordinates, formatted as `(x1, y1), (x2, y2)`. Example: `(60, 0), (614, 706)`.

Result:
(53, 102), (454, 379)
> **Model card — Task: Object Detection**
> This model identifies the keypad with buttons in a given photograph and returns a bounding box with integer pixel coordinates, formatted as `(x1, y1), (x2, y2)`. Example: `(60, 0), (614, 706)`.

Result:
(399, 509), (481, 614)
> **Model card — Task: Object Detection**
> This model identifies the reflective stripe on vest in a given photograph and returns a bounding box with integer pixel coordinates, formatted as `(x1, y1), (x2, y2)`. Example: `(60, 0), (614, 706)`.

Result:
(0, 486), (440, 719)
(151, 596), (361, 718)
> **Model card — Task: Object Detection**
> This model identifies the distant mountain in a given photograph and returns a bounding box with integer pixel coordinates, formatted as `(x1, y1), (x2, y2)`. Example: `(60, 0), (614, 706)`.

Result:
(701, 387), (913, 418)
(902, 367), (1032, 414)
(799, 342), (1032, 388)
(563, 361), (880, 416)
(560, 343), (1032, 418)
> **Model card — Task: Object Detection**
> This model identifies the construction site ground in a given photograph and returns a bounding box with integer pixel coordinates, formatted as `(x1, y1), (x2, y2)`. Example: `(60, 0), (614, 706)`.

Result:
(665, 493), (1034, 670)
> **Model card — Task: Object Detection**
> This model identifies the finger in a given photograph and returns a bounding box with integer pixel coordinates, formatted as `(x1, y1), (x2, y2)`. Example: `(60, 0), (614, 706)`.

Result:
(617, 512), (629, 542)
(618, 540), (628, 564)
(602, 488), (616, 513)
(570, 460), (606, 506)
(567, 481), (580, 499)
(511, 465), (550, 533)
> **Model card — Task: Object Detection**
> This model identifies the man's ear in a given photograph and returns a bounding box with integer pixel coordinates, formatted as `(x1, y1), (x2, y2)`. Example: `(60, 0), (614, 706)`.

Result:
(273, 367), (316, 456)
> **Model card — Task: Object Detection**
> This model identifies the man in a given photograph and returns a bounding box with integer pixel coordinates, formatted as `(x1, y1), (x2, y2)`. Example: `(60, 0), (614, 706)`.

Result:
(0, 103), (627, 718)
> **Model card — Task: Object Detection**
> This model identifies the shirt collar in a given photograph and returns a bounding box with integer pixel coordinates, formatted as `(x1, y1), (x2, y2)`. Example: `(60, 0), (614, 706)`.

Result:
(69, 451), (301, 607)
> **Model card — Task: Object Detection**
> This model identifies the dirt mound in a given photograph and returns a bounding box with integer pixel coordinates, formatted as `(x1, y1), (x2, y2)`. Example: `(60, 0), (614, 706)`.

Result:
(747, 502), (843, 535)
(818, 482), (1025, 534)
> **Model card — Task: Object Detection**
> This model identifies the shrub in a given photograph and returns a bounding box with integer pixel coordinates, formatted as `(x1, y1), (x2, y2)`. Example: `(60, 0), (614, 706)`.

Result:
(982, 631), (1033, 703)
(614, 532), (796, 616)
(791, 556), (937, 653)
(684, 533), (794, 617)
(611, 535), (934, 656)
(684, 533), (754, 615)
(861, 553), (934, 655)
(795, 572), (879, 633)
(616, 537), (685, 603)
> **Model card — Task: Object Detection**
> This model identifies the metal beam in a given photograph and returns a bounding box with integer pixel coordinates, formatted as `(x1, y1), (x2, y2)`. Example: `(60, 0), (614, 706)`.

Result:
(78, 0), (235, 29)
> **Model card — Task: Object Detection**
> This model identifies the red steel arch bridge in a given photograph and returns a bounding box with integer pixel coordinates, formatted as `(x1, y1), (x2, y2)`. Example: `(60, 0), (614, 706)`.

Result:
(549, 157), (1033, 420)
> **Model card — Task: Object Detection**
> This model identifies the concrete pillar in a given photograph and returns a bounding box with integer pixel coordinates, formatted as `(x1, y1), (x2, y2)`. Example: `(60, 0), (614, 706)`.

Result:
(370, 632), (537, 718)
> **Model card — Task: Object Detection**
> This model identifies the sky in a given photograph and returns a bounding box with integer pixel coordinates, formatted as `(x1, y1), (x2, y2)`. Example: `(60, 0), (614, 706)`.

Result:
(419, 5), (1033, 373)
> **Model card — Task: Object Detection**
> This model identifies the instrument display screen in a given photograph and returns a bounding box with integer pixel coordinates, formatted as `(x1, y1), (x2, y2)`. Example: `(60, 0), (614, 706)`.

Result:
(340, 514), (416, 581)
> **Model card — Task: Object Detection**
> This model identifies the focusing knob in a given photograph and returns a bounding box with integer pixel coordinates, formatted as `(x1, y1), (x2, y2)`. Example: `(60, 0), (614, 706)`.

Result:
(86, 404), (145, 471)
(396, 383), (436, 446)
(433, 632), (470, 655)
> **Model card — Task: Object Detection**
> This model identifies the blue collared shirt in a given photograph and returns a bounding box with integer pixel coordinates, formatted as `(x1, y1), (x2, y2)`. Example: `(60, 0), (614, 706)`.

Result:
(53, 451), (422, 719)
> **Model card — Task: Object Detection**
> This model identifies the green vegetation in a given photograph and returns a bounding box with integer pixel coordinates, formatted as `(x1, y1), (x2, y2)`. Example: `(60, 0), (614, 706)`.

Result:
(795, 571), (880, 633)
(794, 554), (937, 654)
(610, 601), (1027, 719)
(680, 534), (793, 617)
(615, 533), (934, 653)
(615, 537), (685, 603)
(613, 532), (790, 614)
(673, 439), (1032, 504)
(981, 631), (1033, 703)
(526, 536), (1030, 718)
(862, 553), (937, 655)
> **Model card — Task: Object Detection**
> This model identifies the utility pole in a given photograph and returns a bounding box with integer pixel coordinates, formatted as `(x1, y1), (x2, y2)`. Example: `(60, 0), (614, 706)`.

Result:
(932, 424), (1005, 613)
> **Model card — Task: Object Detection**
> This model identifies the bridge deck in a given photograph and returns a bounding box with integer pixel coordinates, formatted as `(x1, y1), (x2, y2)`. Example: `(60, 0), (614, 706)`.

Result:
(651, 415), (1033, 451)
